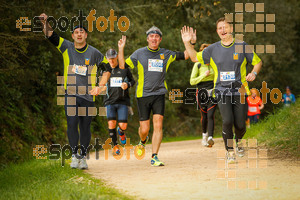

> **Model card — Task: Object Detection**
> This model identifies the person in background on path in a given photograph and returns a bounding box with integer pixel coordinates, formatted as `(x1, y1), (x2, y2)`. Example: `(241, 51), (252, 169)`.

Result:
(190, 44), (217, 147)
(247, 89), (264, 124)
(282, 86), (296, 107)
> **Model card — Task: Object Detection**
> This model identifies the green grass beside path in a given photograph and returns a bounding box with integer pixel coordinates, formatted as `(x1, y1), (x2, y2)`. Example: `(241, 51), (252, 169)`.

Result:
(0, 159), (133, 200)
(244, 99), (299, 158)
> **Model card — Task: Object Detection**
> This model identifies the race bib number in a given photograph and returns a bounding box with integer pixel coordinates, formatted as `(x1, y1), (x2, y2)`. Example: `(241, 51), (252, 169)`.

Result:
(249, 106), (257, 113)
(73, 65), (87, 76)
(220, 71), (235, 81)
(110, 77), (122, 87)
(148, 59), (163, 72)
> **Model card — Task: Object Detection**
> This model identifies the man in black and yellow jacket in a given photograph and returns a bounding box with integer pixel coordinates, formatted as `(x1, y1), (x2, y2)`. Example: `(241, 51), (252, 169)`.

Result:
(181, 17), (262, 163)
(39, 13), (111, 169)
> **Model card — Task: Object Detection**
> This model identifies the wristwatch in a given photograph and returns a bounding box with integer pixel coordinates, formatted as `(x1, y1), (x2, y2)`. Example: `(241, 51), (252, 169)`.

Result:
(190, 41), (196, 45)
(253, 71), (257, 76)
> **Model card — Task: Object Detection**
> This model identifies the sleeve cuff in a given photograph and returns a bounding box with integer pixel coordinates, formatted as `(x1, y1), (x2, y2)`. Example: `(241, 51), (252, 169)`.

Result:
(175, 52), (185, 61)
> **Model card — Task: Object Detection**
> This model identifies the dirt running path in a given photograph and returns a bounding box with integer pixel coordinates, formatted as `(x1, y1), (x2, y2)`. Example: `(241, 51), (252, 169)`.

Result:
(86, 139), (300, 200)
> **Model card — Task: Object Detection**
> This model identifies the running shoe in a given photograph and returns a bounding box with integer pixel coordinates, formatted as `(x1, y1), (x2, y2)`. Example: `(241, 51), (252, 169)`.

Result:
(112, 145), (121, 156)
(137, 136), (149, 156)
(70, 155), (79, 169)
(151, 155), (164, 166)
(226, 150), (236, 164)
(138, 136), (149, 148)
(236, 146), (245, 157)
(78, 157), (88, 170)
(202, 133), (208, 146)
(236, 141), (245, 157)
(207, 136), (214, 147)
(117, 126), (127, 145)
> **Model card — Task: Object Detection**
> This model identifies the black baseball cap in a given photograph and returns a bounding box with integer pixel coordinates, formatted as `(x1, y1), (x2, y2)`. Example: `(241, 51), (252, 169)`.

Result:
(106, 49), (118, 59)
(72, 25), (87, 33)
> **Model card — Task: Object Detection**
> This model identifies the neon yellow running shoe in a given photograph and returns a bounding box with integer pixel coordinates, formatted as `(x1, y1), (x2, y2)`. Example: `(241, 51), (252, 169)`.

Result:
(137, 136), (149, 156)
(151, 155), (164, 167)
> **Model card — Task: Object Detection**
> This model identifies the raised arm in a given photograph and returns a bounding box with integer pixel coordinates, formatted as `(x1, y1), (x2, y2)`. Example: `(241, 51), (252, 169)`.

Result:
(181, 26), (198, 62)
(39, 13), (53, 38)
(184, 27), (197, 60)
(118, 35), (126, 69)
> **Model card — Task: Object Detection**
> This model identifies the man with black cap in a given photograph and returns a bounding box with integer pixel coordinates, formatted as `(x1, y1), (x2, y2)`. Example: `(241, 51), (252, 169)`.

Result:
(126, 26), (191, 166)
(39, 13), (111, 169)
(101, 36), (135, 155)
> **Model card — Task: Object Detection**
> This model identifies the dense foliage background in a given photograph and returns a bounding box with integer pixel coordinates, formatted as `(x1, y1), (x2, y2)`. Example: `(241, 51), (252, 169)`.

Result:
(0, 0), (299, 166)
